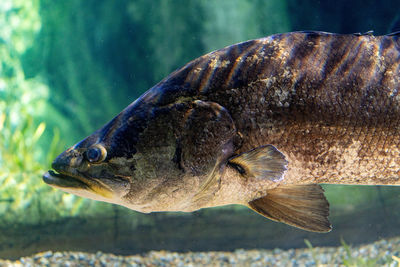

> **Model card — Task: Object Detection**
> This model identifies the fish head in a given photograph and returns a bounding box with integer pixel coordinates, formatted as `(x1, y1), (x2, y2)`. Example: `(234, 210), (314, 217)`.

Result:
(42, 99), (157, 206)
(43, 97), (239, 210)
(42, 127), (133, 205)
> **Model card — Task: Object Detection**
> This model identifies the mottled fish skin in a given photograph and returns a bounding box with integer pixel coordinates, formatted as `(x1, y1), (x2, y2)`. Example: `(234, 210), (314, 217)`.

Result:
(144, 31), (400, 187)
(43, 31), (400, 231)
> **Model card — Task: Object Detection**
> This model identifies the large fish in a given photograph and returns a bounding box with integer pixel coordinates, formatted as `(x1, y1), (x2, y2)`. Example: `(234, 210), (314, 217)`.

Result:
(43, 31), (400, 232)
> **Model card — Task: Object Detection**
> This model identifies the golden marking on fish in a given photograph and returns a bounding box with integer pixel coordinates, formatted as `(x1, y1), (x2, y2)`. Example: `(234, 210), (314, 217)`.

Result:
(198, 56), (220, 93)
(220, 60), (230, 68)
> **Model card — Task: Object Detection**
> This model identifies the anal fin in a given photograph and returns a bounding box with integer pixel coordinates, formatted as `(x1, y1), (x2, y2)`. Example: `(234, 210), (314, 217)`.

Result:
(248, 184), (331, 232)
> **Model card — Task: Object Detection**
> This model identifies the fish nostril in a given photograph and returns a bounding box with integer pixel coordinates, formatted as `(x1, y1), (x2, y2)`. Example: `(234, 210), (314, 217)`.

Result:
(51, 150), (71, 171)
(70, 156), (83, 167)
(52, 148), (84, 171)
(51, 158), (63, 171)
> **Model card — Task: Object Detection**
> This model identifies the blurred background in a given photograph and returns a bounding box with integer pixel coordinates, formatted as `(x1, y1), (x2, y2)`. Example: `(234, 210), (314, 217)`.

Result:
(1, 0), (400, 259)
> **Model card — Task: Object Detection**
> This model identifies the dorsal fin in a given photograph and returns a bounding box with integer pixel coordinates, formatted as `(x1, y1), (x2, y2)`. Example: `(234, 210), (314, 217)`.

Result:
(248, 184), (331, 232)
(387, 30), (400, 36)
(353, 30), (374, 36)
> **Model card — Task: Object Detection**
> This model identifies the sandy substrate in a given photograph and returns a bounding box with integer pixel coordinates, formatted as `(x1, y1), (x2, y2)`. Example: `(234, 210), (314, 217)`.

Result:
(1, 237), (400, 266)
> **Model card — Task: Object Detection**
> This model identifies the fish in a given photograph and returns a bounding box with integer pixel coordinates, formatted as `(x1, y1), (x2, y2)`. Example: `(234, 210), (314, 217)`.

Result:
(43, 31), (400, 232)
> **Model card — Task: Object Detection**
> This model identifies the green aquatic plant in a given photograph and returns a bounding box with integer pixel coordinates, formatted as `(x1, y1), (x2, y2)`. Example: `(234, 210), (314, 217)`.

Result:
(340, 238), (380, 267)
(0, 0), (93, 224)
(0, 0), (46, 220)
(304, 239), (320, 266)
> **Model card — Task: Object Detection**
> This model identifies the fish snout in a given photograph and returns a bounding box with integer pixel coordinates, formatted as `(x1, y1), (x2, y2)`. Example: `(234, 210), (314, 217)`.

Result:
(52, 149), (83, 172)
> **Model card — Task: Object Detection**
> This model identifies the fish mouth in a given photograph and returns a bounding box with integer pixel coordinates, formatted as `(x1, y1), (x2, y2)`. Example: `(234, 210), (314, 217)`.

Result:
(43, 170), (90, 189)
(43, 170), (114, 199)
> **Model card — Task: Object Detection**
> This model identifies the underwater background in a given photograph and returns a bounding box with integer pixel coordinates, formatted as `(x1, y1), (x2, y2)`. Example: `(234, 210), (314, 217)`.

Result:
(1, 0), (400, 264)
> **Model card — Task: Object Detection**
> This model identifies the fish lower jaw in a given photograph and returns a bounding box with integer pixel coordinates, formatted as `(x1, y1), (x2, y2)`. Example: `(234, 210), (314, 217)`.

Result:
(43, 170), (115, 200)
(43, 170), (89, 189)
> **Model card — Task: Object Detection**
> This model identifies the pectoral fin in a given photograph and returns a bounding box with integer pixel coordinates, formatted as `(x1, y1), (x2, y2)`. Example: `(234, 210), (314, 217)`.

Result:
(248, 184), (331, 232)
(228, 145), (288, 181)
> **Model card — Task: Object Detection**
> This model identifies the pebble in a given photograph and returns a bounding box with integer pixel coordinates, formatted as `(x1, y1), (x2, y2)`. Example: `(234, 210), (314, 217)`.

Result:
(1, 237), (400, 266)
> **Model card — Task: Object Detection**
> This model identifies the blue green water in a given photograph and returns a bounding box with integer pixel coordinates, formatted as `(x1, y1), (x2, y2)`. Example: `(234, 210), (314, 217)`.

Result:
(1, 0), (400, 260)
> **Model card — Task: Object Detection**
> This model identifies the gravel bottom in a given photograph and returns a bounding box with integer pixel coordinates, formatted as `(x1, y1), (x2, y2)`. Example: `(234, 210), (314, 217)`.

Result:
(1, 237), (400, 267)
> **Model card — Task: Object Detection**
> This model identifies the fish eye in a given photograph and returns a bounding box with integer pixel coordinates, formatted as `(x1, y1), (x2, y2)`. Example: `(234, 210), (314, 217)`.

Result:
(86, 144), (107, 163)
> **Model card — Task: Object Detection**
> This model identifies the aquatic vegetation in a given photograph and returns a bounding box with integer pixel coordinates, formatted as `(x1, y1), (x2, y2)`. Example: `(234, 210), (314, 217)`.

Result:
(340, 239), (380, 267)
(0, 0), (48, 221)
(0, 0), (98, 224)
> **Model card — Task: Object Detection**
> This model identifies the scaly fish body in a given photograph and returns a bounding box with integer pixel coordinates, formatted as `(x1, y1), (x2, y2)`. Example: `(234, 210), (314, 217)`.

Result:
(44, 31), (400, 232)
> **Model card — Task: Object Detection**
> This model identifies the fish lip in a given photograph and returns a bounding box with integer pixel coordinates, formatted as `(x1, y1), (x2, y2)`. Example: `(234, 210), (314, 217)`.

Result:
(43, 170), (89, 189)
